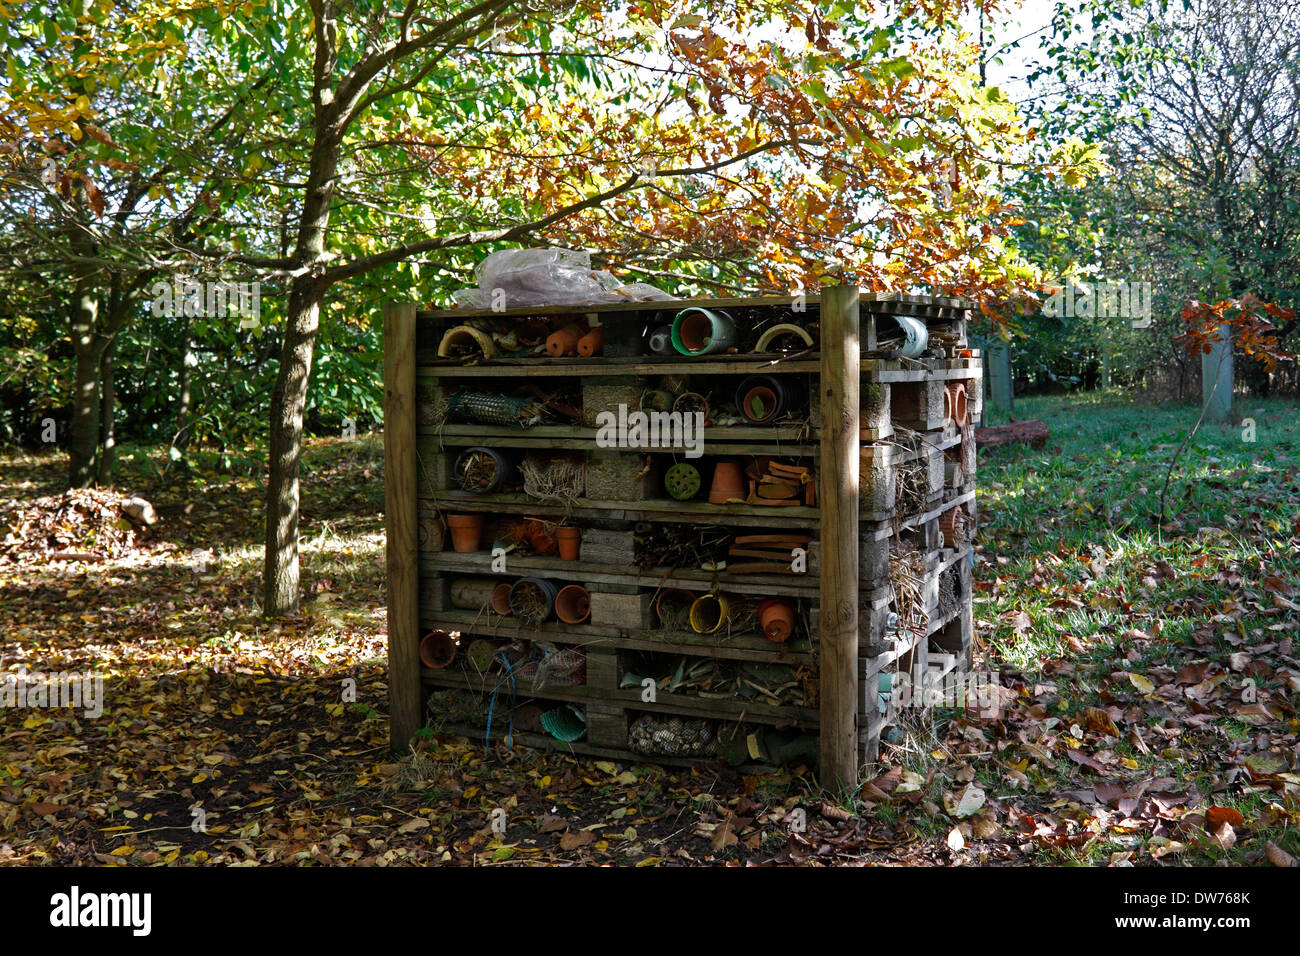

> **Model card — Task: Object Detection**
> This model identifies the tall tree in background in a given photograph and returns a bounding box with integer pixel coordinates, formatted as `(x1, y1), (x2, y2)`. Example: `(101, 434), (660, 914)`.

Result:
(7, 0), (1085, 616)
(1017, 0), (1300, 390)
(0, 0), (286, 485)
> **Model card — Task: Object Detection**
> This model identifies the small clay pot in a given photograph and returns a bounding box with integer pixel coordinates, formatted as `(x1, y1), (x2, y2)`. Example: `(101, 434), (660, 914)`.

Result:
(708, 461), (746, 504)
(554, 584), (591, 625)
(576, 327), (604, 357)
(419, 630), (457, 669)
(555, 526), (581, 561)
(689, 594), (731, 634)
(445, 513), (484, 553)
(516, 319), (550, 347)
(757, 599), (796, 642)
(739, 383), (780, 422)
(546, 323), (585, 357)
(490, 582), (513, 615)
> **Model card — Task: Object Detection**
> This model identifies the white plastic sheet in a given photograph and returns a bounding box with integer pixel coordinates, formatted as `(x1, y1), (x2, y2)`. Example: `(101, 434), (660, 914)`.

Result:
(452, 248), (675, 309)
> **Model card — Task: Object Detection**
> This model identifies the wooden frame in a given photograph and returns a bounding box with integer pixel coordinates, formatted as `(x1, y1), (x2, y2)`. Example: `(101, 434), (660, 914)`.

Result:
(384, 287), (981, 783)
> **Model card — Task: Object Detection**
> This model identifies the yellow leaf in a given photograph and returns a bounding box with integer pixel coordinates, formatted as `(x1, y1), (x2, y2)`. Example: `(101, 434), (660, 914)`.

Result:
(110, 845), (134, 856)
(1128, 673), (1155, 694)
(192, 773), (207, 784)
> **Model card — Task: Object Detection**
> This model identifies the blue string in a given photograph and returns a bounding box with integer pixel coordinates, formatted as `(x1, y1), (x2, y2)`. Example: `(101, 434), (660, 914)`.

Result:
(485, 655), (517, 749)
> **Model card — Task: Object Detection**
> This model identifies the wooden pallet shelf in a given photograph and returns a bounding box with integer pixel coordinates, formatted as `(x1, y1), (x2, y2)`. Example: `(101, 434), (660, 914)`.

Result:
(386, 289), (981, 785)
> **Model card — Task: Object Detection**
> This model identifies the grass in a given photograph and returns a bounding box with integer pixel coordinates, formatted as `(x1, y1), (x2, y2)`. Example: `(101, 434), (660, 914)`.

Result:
(971, 390), (1300, 865)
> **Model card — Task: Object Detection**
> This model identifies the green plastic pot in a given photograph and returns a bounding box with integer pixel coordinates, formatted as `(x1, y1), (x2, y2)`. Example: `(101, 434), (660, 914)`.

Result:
(671, 307), (736, 356)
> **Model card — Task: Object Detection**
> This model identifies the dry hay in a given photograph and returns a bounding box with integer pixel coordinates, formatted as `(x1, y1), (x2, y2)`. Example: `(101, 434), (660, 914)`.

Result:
(509, 580), (551, 624)
(454, 449), (501, 492)
(895, 461), (929, 515)
(520, 455), (584, 506)
(888, 546), (928, 634)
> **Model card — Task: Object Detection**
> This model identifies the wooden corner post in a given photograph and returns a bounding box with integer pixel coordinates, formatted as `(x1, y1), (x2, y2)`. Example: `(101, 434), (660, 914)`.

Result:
(818, 284), (861, 791)
(384, 302), (420, 753)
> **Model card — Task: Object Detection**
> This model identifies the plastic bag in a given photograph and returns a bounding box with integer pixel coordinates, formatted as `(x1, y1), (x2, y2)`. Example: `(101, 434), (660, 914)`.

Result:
(452, 248), (675, 309)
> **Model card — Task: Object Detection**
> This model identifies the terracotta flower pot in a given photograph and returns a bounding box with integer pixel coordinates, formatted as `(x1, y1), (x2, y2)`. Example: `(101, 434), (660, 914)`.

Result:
(419, 630), (457, 669)
(709, 461), (746, 504)
(576, 327), (604, 357)
(689, 593), (731, 634)
(654, 588), (696, 627)
(445, 513), (484, 553)
(757, 598), (796, 642)
(555, 526), (581, 561)
(947, 383), (969, 427)
(546, 322), (586, 357)
(490, 582), (513, 615)
(554, 584), (591, 624)
(735, 375), (799, 424)
(739, 383), (779, 422)
(516, 319), (550, 347)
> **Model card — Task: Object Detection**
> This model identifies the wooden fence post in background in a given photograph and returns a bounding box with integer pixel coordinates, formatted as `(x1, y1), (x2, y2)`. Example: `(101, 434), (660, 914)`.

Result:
(818, 285), (860, 791)
(384, 302), (420, 753)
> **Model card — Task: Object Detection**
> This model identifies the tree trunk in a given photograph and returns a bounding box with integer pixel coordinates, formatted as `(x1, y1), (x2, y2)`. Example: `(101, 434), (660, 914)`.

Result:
(68, 284), (102, 488)
(96, 338), (117, 486)
(263, 277), (326, 616)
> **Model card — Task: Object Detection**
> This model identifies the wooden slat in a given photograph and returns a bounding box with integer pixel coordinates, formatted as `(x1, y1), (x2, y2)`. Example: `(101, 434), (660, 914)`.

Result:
(817, 285), (860, 790)
(385, 303), (422, 753)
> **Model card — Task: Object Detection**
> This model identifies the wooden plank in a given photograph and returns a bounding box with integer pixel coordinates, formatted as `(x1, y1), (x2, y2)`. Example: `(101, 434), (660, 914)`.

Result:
(417, 608), (817, 664)
(818, 284), (860, 790)
(411, 356), (979, 380)
(385, 302), (422, 754)
(414, 356), (820, 376)
(418, 554), (819, 596)
(416, 490), (821, 529)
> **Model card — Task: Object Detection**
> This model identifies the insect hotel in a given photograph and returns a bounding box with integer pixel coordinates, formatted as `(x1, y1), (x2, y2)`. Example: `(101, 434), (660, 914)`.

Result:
(383, 286), (980, 786)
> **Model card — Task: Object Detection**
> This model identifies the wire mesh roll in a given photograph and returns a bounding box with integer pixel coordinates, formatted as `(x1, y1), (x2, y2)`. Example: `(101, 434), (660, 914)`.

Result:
(447, 390), (544, 427)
